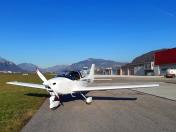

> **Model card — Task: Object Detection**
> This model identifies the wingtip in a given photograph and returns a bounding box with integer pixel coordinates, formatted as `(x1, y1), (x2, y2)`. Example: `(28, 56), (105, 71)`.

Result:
(6, 81), (11, 84)
(150, 84), (160, 87)
(6, 81), (17, 85)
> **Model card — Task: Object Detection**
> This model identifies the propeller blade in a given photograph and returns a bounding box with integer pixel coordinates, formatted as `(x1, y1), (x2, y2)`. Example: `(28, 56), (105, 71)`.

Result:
(36, 69), (48, 82)
(36, 69), (60, 101)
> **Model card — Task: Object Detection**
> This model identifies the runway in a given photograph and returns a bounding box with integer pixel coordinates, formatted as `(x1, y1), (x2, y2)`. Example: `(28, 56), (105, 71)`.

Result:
(22, 80), (176, 132)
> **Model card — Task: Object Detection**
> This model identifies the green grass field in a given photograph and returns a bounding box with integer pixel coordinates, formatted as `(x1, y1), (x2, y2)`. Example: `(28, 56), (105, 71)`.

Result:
(0, 73), (53, 132)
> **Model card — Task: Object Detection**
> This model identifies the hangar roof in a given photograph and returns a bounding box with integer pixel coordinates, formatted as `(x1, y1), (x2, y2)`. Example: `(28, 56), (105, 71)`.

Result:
(121, 49), (166, 69)
(155, 48), (176, 65)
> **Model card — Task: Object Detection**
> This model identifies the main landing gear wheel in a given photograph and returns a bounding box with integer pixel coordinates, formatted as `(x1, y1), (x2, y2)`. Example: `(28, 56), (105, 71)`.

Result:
(80, 92), (93, 104)
(86, 97), (93, 104)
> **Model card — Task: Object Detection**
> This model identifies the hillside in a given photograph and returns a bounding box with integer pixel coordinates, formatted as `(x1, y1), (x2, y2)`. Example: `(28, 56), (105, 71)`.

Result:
(0, 57), (23, 72)
(44, 65), (68, 73)
(66, 58), (126, 71)
(132, 49), (166, 64)
(18, 63), (38, 72)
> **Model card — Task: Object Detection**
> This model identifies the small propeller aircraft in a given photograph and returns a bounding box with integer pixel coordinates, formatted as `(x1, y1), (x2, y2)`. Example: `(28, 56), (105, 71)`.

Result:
(7, 64), (159, 109)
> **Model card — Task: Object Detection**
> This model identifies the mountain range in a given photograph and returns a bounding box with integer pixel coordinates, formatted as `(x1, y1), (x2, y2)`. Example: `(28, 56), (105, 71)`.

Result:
(66, 58), (126, 71)
(0, 57), (24, 72)
(0, 57), (126, 73)
(18, 63), (39, 72)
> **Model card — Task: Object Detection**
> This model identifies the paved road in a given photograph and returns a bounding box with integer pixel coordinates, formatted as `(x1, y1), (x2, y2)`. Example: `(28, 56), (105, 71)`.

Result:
(22, 82), (176, 132)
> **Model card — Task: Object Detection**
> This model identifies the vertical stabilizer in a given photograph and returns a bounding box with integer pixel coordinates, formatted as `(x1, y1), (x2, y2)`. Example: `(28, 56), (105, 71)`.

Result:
(88, 64), (95, 81)
(81, 64), (95, 83)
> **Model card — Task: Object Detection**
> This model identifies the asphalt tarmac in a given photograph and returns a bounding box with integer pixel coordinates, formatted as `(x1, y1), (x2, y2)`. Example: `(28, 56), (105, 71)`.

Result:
(22, 79), (176, 132)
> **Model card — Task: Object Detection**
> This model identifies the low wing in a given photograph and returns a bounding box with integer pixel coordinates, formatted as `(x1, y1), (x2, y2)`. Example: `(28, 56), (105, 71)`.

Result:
(73, 84), (159, 92)
(6, 81), (46, 89)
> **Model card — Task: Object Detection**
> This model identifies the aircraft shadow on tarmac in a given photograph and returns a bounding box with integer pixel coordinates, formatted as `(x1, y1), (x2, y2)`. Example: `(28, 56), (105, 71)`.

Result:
(25, 93), (137, 103)
(60, 94), (137, 103)
(90, 96), (137, 101)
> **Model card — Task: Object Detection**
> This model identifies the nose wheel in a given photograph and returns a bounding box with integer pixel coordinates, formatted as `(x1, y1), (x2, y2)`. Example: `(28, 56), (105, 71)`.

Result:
(80, 92), (93, 104)
(49, 95), (60, 110)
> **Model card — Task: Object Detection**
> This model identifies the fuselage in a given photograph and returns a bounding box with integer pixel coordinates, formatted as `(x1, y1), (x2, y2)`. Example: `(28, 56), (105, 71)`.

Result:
(45, 77), (88, 95)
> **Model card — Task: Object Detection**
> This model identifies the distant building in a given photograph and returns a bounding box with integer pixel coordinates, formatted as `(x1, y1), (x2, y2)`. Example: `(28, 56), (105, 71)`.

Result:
(95, 67), (115, 75)
(118, 50), (157, 76)
(0, 71), (13, 74)
(118, 48), (176, 76)
(103, 68), (113, 75)
(22, 73), (29, 76)
(154, 48), (176, 76)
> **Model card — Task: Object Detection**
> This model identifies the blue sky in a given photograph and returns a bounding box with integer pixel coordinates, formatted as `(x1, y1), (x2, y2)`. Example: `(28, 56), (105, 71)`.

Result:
(0, 0), (176, 67)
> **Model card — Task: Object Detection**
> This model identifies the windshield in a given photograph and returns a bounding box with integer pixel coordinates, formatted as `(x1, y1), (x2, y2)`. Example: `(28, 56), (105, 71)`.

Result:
(56, 71), (81, 80)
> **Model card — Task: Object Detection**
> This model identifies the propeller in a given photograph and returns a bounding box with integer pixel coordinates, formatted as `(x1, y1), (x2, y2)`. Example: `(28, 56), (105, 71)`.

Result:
(36, 69), (47, 82)
(36, 68), (60, 99)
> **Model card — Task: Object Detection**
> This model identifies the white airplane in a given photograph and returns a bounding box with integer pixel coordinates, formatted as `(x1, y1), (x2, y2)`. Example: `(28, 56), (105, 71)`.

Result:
(7, 64), (159, 109)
